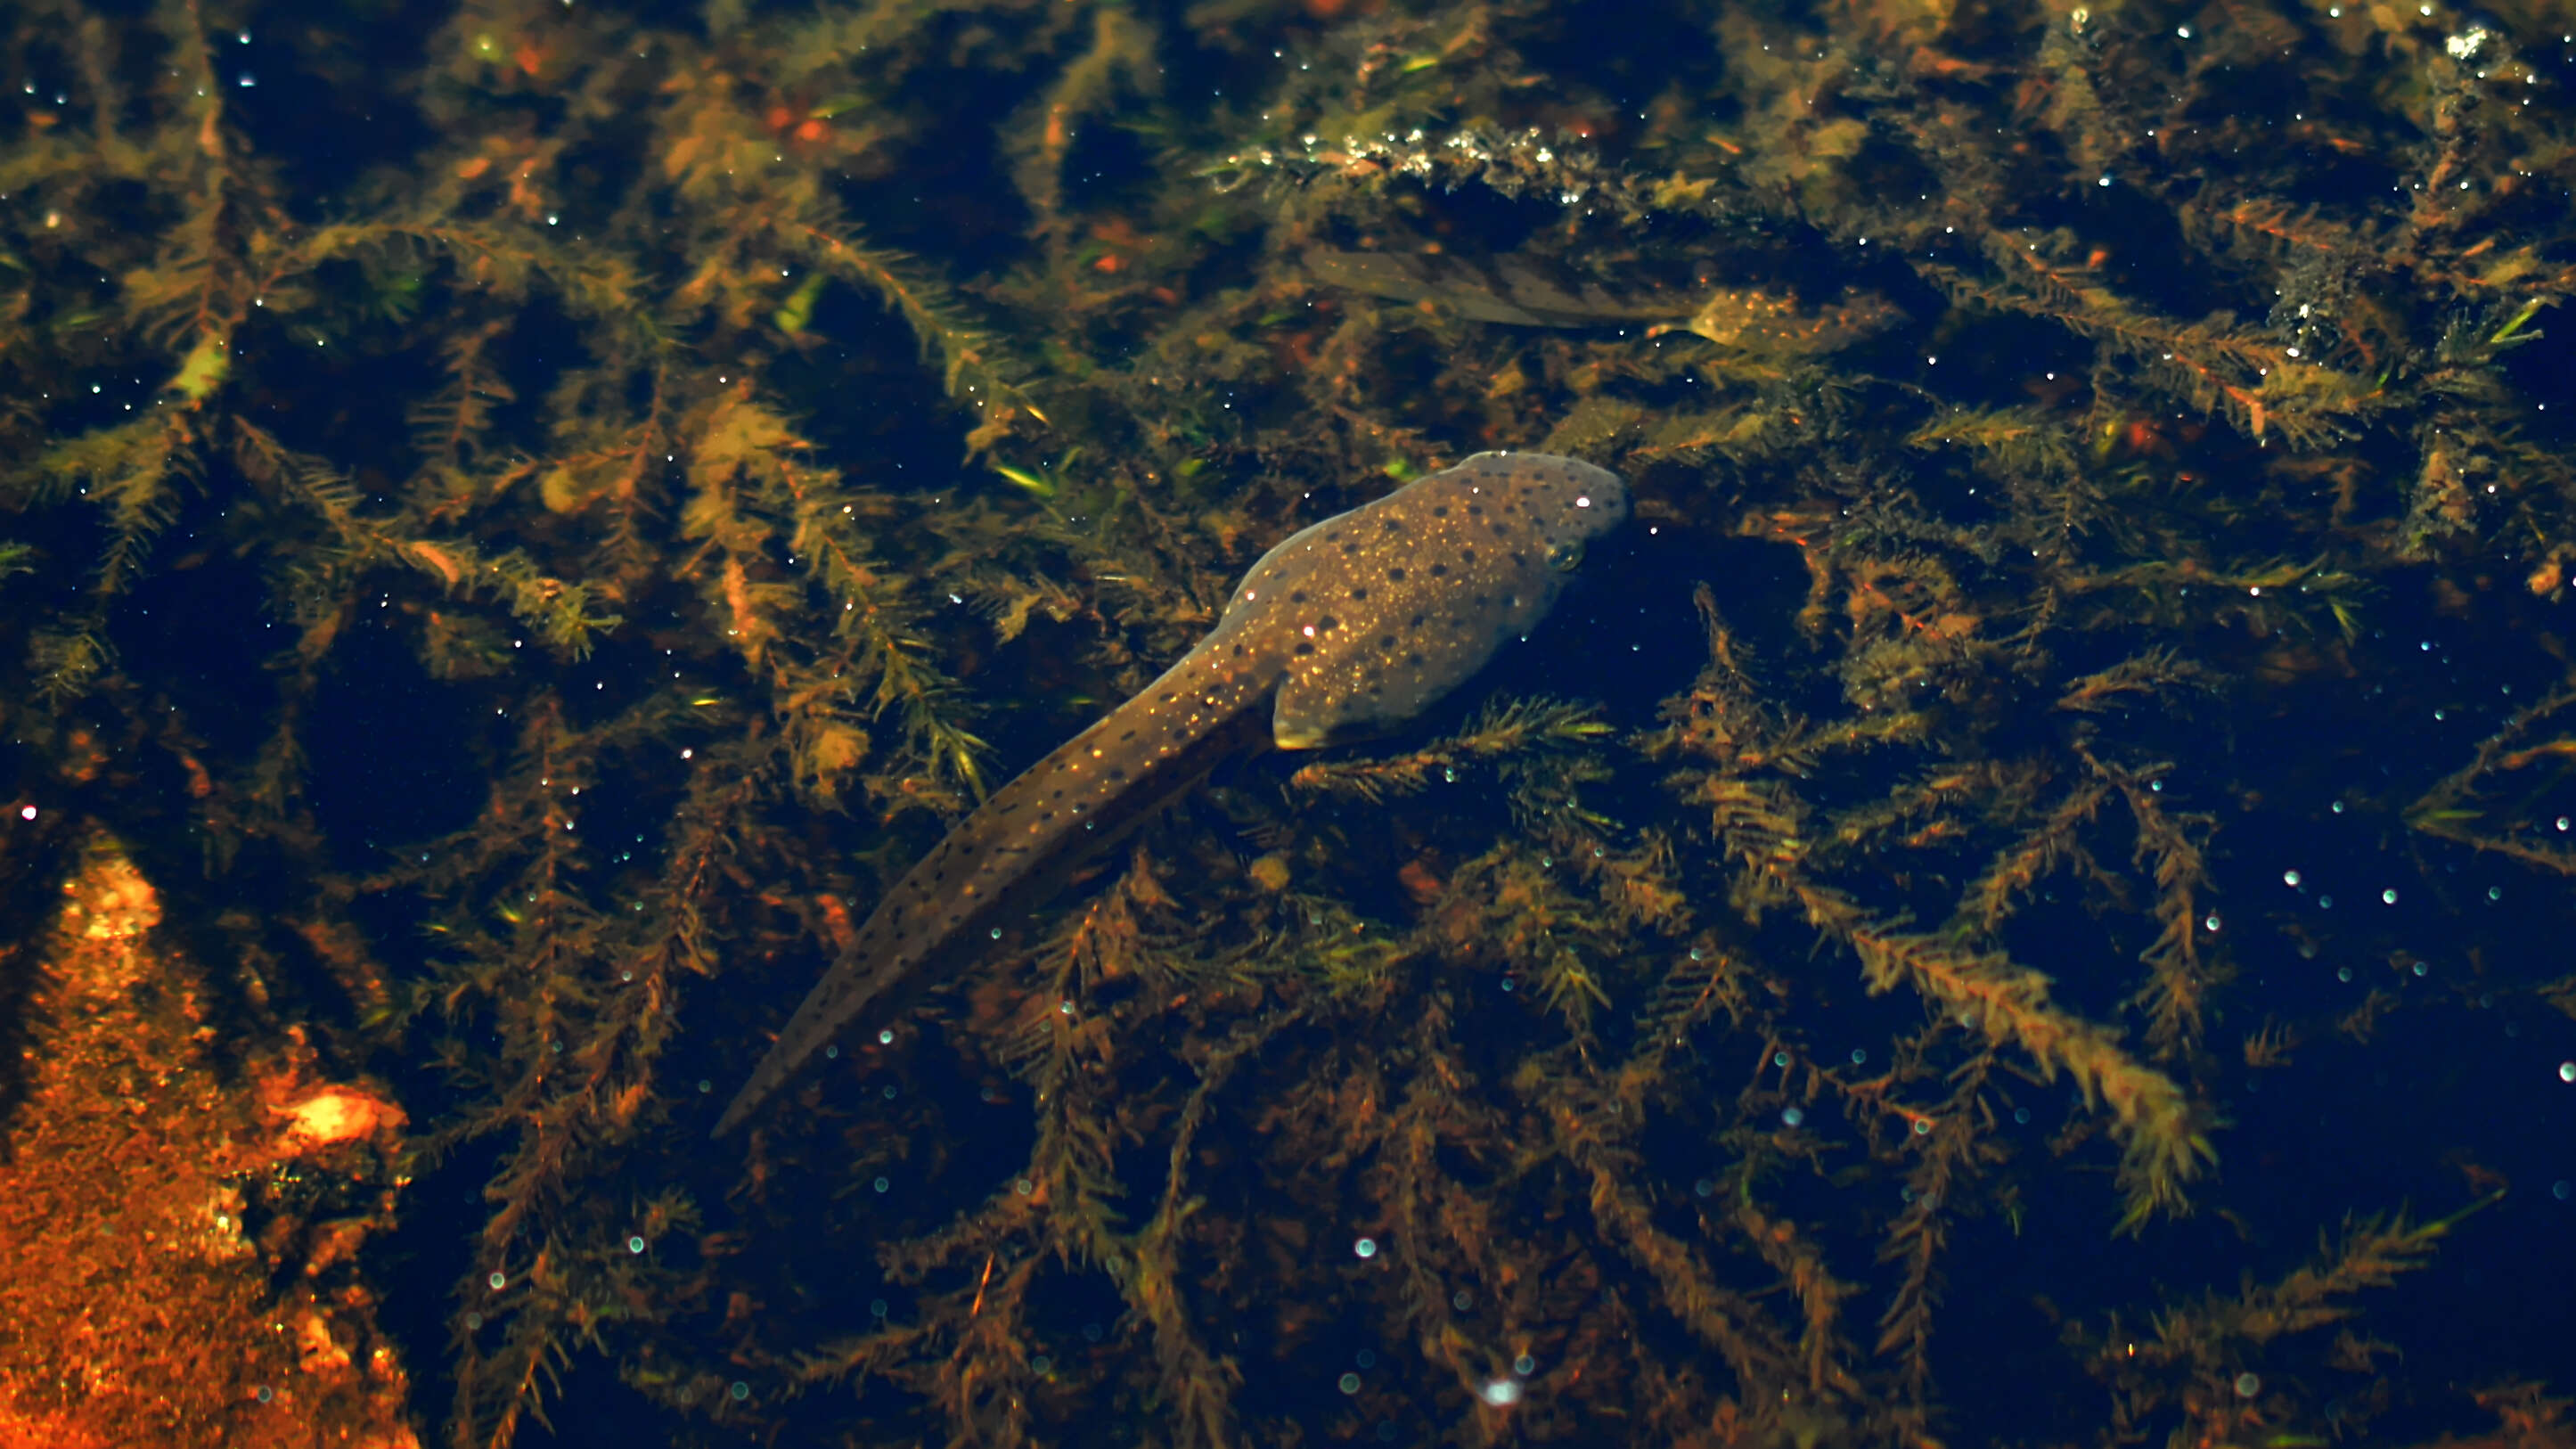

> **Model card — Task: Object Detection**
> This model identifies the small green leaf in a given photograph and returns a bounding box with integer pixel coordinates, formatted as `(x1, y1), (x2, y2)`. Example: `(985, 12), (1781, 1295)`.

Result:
(773, 271), (828, 336)
(169, 332), (230, 401)
(992, 463), (1056, 498)
(2489, 297), (2547, 347)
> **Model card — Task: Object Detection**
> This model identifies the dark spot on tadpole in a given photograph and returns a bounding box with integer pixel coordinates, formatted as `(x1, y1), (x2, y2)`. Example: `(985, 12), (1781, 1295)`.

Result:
(1119, 730), (1136, 742)
(1294, 642), (1315, 656)
(1317, 616), (1339, 631)
(1433, 506), (1448, 518)
(1290, 590), (1307, 603)
(1388, 568), (1406, 581)
(1430, 563), (1448, 577)
(1406, 651), (1425, 666)
(1462, 548), (1476, 563)
(1409, 613), (1426, 627)
(1351, 586), (1369, 601)
(1108, 767), (1127, 780)
(1378, 634), (1395, 648)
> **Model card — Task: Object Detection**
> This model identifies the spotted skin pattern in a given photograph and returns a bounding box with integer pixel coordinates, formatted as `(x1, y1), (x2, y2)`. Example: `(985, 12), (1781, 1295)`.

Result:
(715, 452), (1627, 1136)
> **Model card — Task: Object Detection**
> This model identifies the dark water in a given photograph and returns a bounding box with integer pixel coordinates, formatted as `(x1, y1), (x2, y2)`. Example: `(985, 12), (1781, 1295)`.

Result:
(4, 0), (2573, 1445)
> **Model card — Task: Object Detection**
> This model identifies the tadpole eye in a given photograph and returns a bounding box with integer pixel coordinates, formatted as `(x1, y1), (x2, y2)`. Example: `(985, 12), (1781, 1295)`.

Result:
(1545, 539), (1584, 572)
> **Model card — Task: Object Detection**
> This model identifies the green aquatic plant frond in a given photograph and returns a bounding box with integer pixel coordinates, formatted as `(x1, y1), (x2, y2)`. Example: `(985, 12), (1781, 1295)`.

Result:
(1286, 695), (1608, 802)
(782, 221), (1041, 460)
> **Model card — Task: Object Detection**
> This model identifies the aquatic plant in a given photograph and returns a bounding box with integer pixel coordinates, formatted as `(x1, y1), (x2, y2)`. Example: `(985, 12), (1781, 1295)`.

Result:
(2, 0), (2570, 1445)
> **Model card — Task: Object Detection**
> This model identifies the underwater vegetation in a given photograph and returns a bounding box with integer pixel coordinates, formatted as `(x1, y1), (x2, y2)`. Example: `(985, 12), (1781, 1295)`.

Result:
(2, 0), (2574, 1445)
